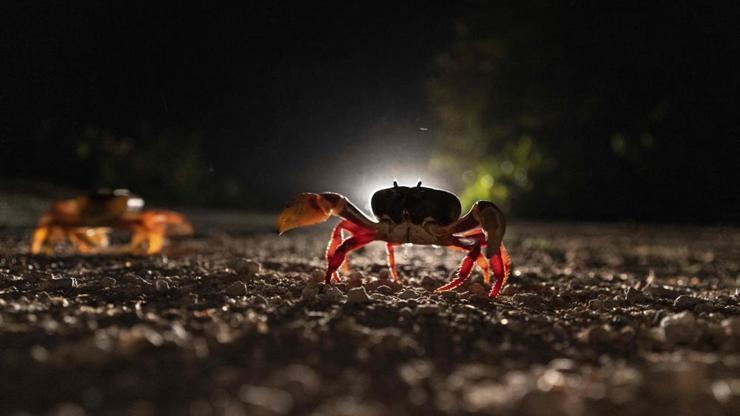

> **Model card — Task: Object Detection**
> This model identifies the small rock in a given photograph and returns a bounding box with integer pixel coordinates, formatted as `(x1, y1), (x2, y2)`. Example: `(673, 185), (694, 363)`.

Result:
(673, 295), (702, 310)
(399, 307), (413, 319)
(661, 311), (700, 344)
(417, 304), (440, 315)
(323, 285), (345, 303)
(420, 275), (437, 290)
(301, 282), (319, 301)
(41, 277), (78, 291)
(155, 279), (170, 292)
(229, 258), (262, 276)
(588, 299), (604, 310)
(226, 282), (248, 297)
(500, 284), (517, 296)
(375, 285), (393, 295)
(101, 277), (117, 287)
(348, 272), (363, 288)
(310, 269), (325, 283)
(347, 286), (371, 304)
(468, 283), (489, 301)
(398, 289), (417, 300)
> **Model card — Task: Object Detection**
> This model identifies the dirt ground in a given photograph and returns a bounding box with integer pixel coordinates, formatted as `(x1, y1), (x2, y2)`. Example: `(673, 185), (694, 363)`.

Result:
(0, 221), (739, 416)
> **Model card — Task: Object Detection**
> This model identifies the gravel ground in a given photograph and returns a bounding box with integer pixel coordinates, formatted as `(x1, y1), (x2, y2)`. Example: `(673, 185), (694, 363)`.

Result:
(0, 221), (739, 416)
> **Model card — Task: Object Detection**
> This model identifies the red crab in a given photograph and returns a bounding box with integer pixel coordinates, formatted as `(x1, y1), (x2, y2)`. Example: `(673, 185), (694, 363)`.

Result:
(276, 181), (511, 297)
(31, 189), (193, 255)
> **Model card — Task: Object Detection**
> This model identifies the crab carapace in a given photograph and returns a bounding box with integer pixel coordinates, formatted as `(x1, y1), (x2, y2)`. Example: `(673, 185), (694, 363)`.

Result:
(276, 181), (511, 298)
(31, 189), (193, 255)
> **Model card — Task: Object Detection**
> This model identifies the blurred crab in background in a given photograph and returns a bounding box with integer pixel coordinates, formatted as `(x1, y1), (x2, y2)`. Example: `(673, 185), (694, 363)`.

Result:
(31, 189), (193, 255)
(277, 181), (511, 298)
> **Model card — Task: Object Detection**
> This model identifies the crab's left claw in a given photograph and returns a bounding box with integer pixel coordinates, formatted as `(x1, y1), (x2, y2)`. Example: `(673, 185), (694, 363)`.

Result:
(276, 193), (337, 234)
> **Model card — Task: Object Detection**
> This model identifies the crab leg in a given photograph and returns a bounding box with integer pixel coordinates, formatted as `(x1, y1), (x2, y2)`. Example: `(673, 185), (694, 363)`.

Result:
(325, 235), (374, 284)
(435, 240), (482, 292)
(447, 201), (511, 297)
(446, 244), (491, 285)
(386, 243), (399, 281)
(31, 226), (50, 254)
(326, 220), (360, 282)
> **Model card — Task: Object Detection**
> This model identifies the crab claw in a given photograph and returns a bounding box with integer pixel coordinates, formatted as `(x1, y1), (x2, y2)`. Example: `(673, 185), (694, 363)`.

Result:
(276, 193), (335, 235)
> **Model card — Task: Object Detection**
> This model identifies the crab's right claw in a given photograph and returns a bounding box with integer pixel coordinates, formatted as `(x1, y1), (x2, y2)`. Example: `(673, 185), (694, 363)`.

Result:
(276, 193), (334, 235)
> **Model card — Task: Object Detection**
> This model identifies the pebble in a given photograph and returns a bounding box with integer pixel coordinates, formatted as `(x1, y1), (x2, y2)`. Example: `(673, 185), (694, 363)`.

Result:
(398, 289), (417, 300)
(155, 279), (170, 292)
(420, 275), (438, 290)
(301, 282), (319, 301)
(347, 286), (371, 304)
(41, 277), (78, 291)
(500, 285), (517, 296)
(673, 295), (702, 310)
(375, 285), (393, 295)
(399, 307), (413, 319)
(226, 282), (248, 297)
(661, 311), (700, 344)
(229, 258), (262, 276)
(310, 270), (325, 283)
(468, 283), (488, 300)
(323, 285), (345, 303)
(588, 299), (604, 310)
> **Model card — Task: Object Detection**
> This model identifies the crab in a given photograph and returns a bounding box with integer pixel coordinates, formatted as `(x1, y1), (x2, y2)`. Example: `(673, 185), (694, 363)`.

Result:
(276, 181), (511, 297)
(31, 189), (193, 255)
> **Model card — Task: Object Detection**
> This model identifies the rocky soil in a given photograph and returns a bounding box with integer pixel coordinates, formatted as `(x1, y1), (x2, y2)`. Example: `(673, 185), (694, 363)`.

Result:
(0, 222), (739, 415)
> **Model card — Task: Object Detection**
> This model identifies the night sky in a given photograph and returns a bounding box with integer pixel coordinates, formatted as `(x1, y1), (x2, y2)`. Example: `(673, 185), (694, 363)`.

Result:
(1, 2), (737, 222)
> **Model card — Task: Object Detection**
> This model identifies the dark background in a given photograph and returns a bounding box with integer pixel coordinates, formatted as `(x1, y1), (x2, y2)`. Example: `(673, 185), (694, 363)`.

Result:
(1, 1), (737, 223)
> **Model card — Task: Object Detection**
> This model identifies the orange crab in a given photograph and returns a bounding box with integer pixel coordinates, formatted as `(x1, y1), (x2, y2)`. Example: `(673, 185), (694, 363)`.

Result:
(277, 181), (511, 297)
(31, 189), (193, 255)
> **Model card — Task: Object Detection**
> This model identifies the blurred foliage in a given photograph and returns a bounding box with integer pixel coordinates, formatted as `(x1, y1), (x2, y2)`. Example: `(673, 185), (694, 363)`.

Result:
(427, 19), (555, 212)
(74, 125), (216, 205)
(75, 125), (207, 203)
(427, 2), (737, 221)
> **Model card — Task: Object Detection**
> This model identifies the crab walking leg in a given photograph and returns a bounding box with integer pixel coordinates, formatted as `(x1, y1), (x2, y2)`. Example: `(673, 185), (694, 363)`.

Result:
(31, 226), (50, 254)
(67, 230), (94, 253)
(435, 241), (482, 292)
(449, 230), (492, 285)
(448, 201), (510, 297)
(326, 220), (376, 282)
(385, 243), (399, 281)
(324, 235), (374, 284)
(488, 244), (511, 297)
